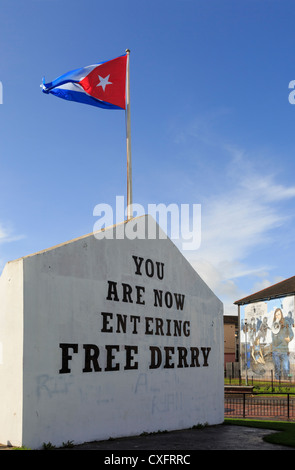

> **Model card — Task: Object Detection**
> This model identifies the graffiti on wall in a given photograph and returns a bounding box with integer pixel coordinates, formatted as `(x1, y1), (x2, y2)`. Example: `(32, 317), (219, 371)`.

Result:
(240, 296), (295, 379)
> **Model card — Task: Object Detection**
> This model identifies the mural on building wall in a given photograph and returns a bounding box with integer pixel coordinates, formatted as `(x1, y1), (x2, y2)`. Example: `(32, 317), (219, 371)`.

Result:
(240, 296), (295, 379)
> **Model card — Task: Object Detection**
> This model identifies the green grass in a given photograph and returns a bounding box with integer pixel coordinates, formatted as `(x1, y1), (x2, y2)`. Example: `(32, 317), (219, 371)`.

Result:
(224, 378), (295, 393)
(224, 418), (295, 448)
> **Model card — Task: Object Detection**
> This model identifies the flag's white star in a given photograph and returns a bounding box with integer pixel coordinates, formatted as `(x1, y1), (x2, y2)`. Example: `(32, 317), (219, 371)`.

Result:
(96, 74), (112, 92)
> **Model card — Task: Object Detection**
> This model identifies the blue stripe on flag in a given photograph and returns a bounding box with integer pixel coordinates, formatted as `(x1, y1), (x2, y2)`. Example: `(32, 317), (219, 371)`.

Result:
(47, 88), (122, 109)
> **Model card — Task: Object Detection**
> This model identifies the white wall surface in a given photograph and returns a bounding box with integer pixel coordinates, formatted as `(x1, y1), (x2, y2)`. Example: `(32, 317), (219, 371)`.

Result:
(0, 259), (24, 447)
(0, 216), (224, 449)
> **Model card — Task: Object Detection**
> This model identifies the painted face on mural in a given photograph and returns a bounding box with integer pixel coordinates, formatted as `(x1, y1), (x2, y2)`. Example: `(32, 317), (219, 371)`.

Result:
(274, 308), (283, 323)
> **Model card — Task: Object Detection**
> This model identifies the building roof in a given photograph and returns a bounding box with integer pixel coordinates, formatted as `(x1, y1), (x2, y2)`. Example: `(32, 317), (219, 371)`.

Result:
(234, 275), (295, 305)
(223, 315), (239, 326)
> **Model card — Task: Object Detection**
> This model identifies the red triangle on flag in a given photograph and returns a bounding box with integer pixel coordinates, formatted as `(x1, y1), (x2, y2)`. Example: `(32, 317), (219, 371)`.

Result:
(79, 55), (127, 109)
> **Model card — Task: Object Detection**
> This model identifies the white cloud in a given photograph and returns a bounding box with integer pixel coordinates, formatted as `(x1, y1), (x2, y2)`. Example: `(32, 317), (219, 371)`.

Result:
(0, 224), (24, 245)
(0, 223), (24, 273)
(251, 276), (285, 294)
(184, 146), (295, 315)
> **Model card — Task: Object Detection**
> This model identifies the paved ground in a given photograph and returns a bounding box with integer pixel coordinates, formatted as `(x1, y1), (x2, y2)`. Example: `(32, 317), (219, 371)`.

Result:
(1, 424), (294, 451)
(61, 425), (294, 451)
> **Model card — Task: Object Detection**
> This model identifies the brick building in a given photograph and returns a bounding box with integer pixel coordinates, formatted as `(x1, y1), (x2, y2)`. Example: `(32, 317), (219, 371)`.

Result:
(224, 315), (239, 366)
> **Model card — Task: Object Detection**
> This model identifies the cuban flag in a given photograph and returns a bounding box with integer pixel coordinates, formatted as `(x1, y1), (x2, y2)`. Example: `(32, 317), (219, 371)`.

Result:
(42, 54), (127, 110)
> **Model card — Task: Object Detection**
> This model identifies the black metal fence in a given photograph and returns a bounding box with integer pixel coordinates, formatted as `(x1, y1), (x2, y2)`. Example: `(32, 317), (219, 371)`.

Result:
(225, 392), (295, 420)
(225, 368), (295, 393)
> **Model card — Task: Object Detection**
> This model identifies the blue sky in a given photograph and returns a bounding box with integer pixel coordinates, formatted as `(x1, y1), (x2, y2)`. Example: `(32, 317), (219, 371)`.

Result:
(1, 0), (295, 315)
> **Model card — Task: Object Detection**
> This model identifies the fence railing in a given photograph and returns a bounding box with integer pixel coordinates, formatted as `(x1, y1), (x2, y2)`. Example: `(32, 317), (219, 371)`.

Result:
(225, 392), (295, 420)
(225, 368), (295, 393)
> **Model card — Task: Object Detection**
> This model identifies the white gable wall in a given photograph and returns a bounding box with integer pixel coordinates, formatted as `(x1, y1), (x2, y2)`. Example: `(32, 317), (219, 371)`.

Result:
(1, 216), (224, 449)
(0, 259), (24, 447)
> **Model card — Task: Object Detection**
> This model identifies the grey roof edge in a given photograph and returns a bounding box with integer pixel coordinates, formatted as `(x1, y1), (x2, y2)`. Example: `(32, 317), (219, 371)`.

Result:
(234, 275), (295, 305)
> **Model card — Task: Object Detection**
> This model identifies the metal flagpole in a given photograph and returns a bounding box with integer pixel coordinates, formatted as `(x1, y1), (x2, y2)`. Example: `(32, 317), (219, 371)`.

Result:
(125, 49), (133, 221)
